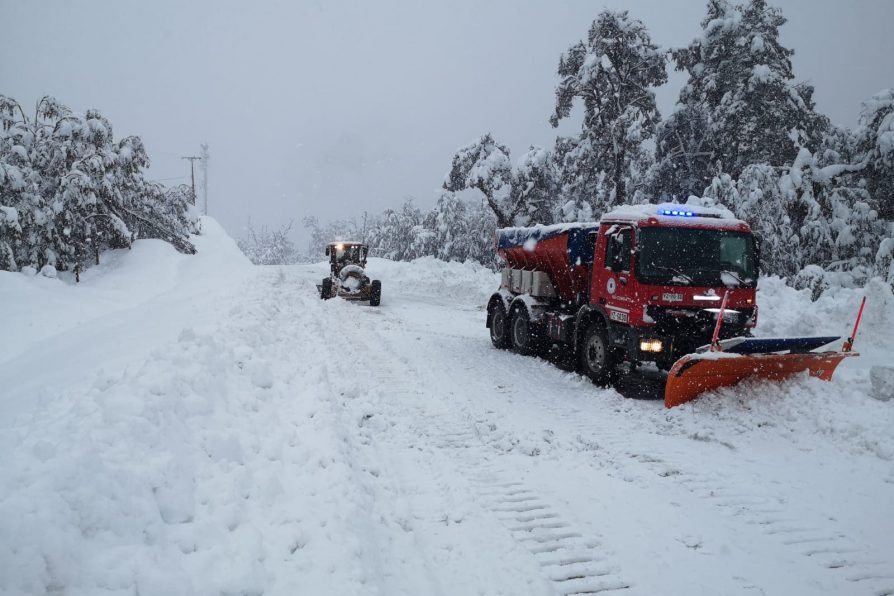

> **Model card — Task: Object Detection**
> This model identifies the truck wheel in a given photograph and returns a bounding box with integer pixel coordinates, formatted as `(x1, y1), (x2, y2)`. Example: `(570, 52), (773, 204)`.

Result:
(510, 307), (535, 356)
(369, 280), (382, 306)
(321, 278), (333, 299)
(579, 322), (616, 385)
(489, 304), (510, 349)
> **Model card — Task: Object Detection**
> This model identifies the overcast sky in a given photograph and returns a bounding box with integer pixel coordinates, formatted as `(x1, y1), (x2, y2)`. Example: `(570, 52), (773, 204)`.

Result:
(3, 0), (892, 246)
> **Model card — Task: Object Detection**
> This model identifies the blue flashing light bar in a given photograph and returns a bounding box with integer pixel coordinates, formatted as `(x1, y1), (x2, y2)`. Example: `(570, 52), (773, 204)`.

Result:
(660, 209), (696, 217)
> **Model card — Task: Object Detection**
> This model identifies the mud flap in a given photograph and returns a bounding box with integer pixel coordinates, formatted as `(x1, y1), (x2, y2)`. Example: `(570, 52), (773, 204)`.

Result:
(664, 351), (858, 408)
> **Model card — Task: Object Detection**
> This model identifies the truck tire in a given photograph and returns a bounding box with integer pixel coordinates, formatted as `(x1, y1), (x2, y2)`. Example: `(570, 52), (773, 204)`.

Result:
(510, 307), (536, 356)
(489, 303), (510, 349)
(369, 280), (382, 306)
(578, 322), (617, 385)
(321, 278), (333, 299)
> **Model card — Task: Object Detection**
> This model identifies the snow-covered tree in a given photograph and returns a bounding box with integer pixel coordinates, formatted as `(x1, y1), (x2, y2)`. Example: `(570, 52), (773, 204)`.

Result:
(429, 191), (469, 261)
(651, 102), (714, 200)
(853, 89), (894, 219)
(703, 171), (740, 213)
(513, 146), (557, 225)
(366, 199), (432, 261)
(671, 0), (827, 180)
(735, 164), (799, 276)
(550, 10), (667, 211)
(443, 133), (518, 228)
(828, 190), (882, 283)
(463, 198), (500, 268)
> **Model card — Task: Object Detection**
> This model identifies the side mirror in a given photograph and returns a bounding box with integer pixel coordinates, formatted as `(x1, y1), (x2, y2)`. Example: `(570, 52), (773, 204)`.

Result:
(325, 247), (330, 256)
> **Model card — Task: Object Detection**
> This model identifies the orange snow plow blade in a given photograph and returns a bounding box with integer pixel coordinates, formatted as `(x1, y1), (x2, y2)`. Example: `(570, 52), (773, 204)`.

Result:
(664, 350), (857, 408)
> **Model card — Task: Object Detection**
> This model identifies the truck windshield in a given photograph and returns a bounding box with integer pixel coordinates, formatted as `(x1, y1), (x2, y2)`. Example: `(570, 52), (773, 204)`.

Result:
(636, 227), (757, 287)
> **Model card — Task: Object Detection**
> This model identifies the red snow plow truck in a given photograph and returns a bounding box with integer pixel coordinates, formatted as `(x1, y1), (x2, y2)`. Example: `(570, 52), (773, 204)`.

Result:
(486, 202), (860, 407)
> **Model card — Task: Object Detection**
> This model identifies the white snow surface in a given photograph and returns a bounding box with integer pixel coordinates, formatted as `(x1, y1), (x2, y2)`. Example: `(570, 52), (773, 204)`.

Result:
(2, 221), (894, 596)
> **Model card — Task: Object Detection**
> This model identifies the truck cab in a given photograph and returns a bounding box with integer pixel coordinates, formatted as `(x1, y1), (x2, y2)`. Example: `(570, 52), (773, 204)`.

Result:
(591, 206), (758, 369)
(487, 202), (760, 383)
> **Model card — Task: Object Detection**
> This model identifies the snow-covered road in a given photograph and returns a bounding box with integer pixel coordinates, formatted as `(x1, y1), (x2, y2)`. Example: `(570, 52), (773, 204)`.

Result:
(2, 223), (893, 595)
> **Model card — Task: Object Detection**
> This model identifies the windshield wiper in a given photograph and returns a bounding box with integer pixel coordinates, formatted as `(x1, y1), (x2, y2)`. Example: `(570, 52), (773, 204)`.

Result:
(706, 267), (752, 286)
(649, 266), (694, 284)
(720, 269), (747, 285)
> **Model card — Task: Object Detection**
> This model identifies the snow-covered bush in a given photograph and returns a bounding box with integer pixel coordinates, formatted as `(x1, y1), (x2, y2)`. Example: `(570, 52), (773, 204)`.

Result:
(0, 204), (20, 270)
(792, 265), (830, 302)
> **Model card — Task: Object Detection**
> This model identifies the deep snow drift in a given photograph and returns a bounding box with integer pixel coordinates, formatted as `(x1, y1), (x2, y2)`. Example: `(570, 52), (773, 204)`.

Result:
(2, 222), (893, 596)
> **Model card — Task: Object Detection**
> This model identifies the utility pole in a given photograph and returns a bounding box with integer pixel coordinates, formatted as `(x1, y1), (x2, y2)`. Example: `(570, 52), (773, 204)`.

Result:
(200, 143), (210, 215)
(181, 155), (201, 205)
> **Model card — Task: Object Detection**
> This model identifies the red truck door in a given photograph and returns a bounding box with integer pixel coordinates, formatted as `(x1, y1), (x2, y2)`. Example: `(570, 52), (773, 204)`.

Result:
(593, 225), (637, 325)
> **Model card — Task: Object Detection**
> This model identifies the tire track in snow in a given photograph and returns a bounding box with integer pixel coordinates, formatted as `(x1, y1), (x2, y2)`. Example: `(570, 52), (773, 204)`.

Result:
(453, 341), (894, 596)
(466, 465), (631, 595)
(371, 305), (893, 596)
(318, 293), (634, 595)
(547, 412), (894, 595)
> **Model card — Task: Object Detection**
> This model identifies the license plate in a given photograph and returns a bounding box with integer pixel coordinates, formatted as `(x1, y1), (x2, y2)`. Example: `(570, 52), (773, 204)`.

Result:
(609, 310), (629, 323)
(662, 293), (683, 302)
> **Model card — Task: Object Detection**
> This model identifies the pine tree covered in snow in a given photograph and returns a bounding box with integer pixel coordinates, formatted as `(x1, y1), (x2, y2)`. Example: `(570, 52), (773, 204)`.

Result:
(0, 95), (199, 276)
(854, 89), (894, 220)
(734, 164), (799, 277)
(550, 10), (667, 212)
(671, 0), (827, 180)
(777, 148), (835, 269)
(651, 102), (714, 200)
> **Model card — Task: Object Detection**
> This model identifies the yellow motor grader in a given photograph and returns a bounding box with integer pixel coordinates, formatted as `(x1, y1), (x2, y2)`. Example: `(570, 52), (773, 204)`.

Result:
(318, 242), (382, 306)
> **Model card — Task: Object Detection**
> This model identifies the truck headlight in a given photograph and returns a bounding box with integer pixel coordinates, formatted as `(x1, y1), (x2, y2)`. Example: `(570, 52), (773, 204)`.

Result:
(639, 339), (663, 353)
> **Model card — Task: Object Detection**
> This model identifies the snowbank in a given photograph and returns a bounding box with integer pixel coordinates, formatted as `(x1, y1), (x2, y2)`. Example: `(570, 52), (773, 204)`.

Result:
(303, 255), (500, 306)
(0, 217), (249, 364)
(756, 275), (894, 354)
(374, 256), (499, 304)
